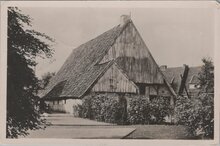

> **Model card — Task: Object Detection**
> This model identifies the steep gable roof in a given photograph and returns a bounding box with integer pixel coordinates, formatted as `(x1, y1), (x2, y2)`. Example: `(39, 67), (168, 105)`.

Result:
(40, 19), (176, 99)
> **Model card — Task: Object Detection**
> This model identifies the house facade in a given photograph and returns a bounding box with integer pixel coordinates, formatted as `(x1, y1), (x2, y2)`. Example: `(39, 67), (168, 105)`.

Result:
(40, 15), (176, 114)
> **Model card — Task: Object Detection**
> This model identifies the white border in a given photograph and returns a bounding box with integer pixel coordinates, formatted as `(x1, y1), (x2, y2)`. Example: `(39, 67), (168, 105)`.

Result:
(0, 1), (219, 145)
(0, 1), (219, 8)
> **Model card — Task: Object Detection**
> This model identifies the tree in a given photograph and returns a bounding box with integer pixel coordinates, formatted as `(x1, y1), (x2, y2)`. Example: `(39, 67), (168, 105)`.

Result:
(175, 58), (214, 139)
(7, 7), (54, 138)
(39, 72), (56, 89)
(196, 58), (214, 138)
(198, 58), (214, 94)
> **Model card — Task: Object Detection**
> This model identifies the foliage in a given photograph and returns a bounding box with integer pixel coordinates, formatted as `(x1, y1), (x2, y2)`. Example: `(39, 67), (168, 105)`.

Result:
(150, 97), (173, 124)
(77, 96), (93, 119)
(174, 58), (214, 139)
(127, 97), (151, 124)
(7, 7), (54, 138)
(77, 94), (172, 125)
(77, 94), (127, 124)
(175, 94), (214, 138)
(198, 58), (214, 93)
(39, 72), (56, 89)
(127, 96), (172, 125)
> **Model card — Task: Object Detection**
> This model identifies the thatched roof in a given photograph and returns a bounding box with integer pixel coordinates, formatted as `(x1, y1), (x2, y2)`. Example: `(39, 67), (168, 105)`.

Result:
(40, 19), (177, 99)
(40, 23), (126, 99)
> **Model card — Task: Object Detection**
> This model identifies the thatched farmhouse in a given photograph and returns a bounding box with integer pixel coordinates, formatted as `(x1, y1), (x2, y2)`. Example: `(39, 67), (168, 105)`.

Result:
(40, 15), (178, 114)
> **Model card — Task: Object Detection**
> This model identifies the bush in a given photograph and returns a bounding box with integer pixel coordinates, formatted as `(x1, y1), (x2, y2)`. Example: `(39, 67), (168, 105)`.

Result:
(150, 97), (173, 124)
(127, 97), (151, 124)
(175, 94), (214, 139)
(76, 93), (127, 124)
(78, 96), (93, 119)
(76, 94), (173, 125)
(127, 96), (172, 124)
(101, 96), (127, 124)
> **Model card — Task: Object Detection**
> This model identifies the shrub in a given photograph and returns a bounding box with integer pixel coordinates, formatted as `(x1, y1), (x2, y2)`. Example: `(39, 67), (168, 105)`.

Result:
(101, 96), (127, 124)
(150, 97), (173, 124)
(76, 93), (127, 124)
(175, 94), (214, 139)
(127, 97), (151, 124)
(127, 96), (173, 125)
(77, 94), (173, 125)
(78, 96), (93, 119)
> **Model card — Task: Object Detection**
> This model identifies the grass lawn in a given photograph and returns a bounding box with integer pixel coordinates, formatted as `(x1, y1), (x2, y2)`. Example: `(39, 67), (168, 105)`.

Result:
(123, 125), (193, 139)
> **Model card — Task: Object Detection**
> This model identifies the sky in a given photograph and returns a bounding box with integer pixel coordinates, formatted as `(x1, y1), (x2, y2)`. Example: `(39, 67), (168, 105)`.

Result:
(20, 7), (215, 78)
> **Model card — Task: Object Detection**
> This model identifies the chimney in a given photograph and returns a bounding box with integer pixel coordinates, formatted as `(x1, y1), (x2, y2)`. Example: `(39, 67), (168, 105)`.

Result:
(160, 65), (167, 71)
(120, 15), (131, 26)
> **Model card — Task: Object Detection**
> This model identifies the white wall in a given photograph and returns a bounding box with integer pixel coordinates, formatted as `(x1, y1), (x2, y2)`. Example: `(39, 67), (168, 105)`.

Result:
(45, 99), (82, 115)
(64, 99), (82, 114)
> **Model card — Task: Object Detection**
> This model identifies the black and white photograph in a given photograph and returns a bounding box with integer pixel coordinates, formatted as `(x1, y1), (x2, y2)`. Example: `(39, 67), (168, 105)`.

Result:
(0, 1), (219, 144)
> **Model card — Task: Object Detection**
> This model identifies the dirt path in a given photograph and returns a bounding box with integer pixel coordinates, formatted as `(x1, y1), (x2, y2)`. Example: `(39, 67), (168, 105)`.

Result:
(45, 113), (114, 126)
(20, 114), (135, 139)
(19, 114), (191, 139)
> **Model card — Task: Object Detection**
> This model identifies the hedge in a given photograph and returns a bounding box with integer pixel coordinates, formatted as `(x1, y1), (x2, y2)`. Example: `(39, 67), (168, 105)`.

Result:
(75, 94), (173, 125)
(76, 93), (127, 124)
(127, 96), (172, 124)
(174, 94), (214, 138)
(127, 97), (151, 124)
